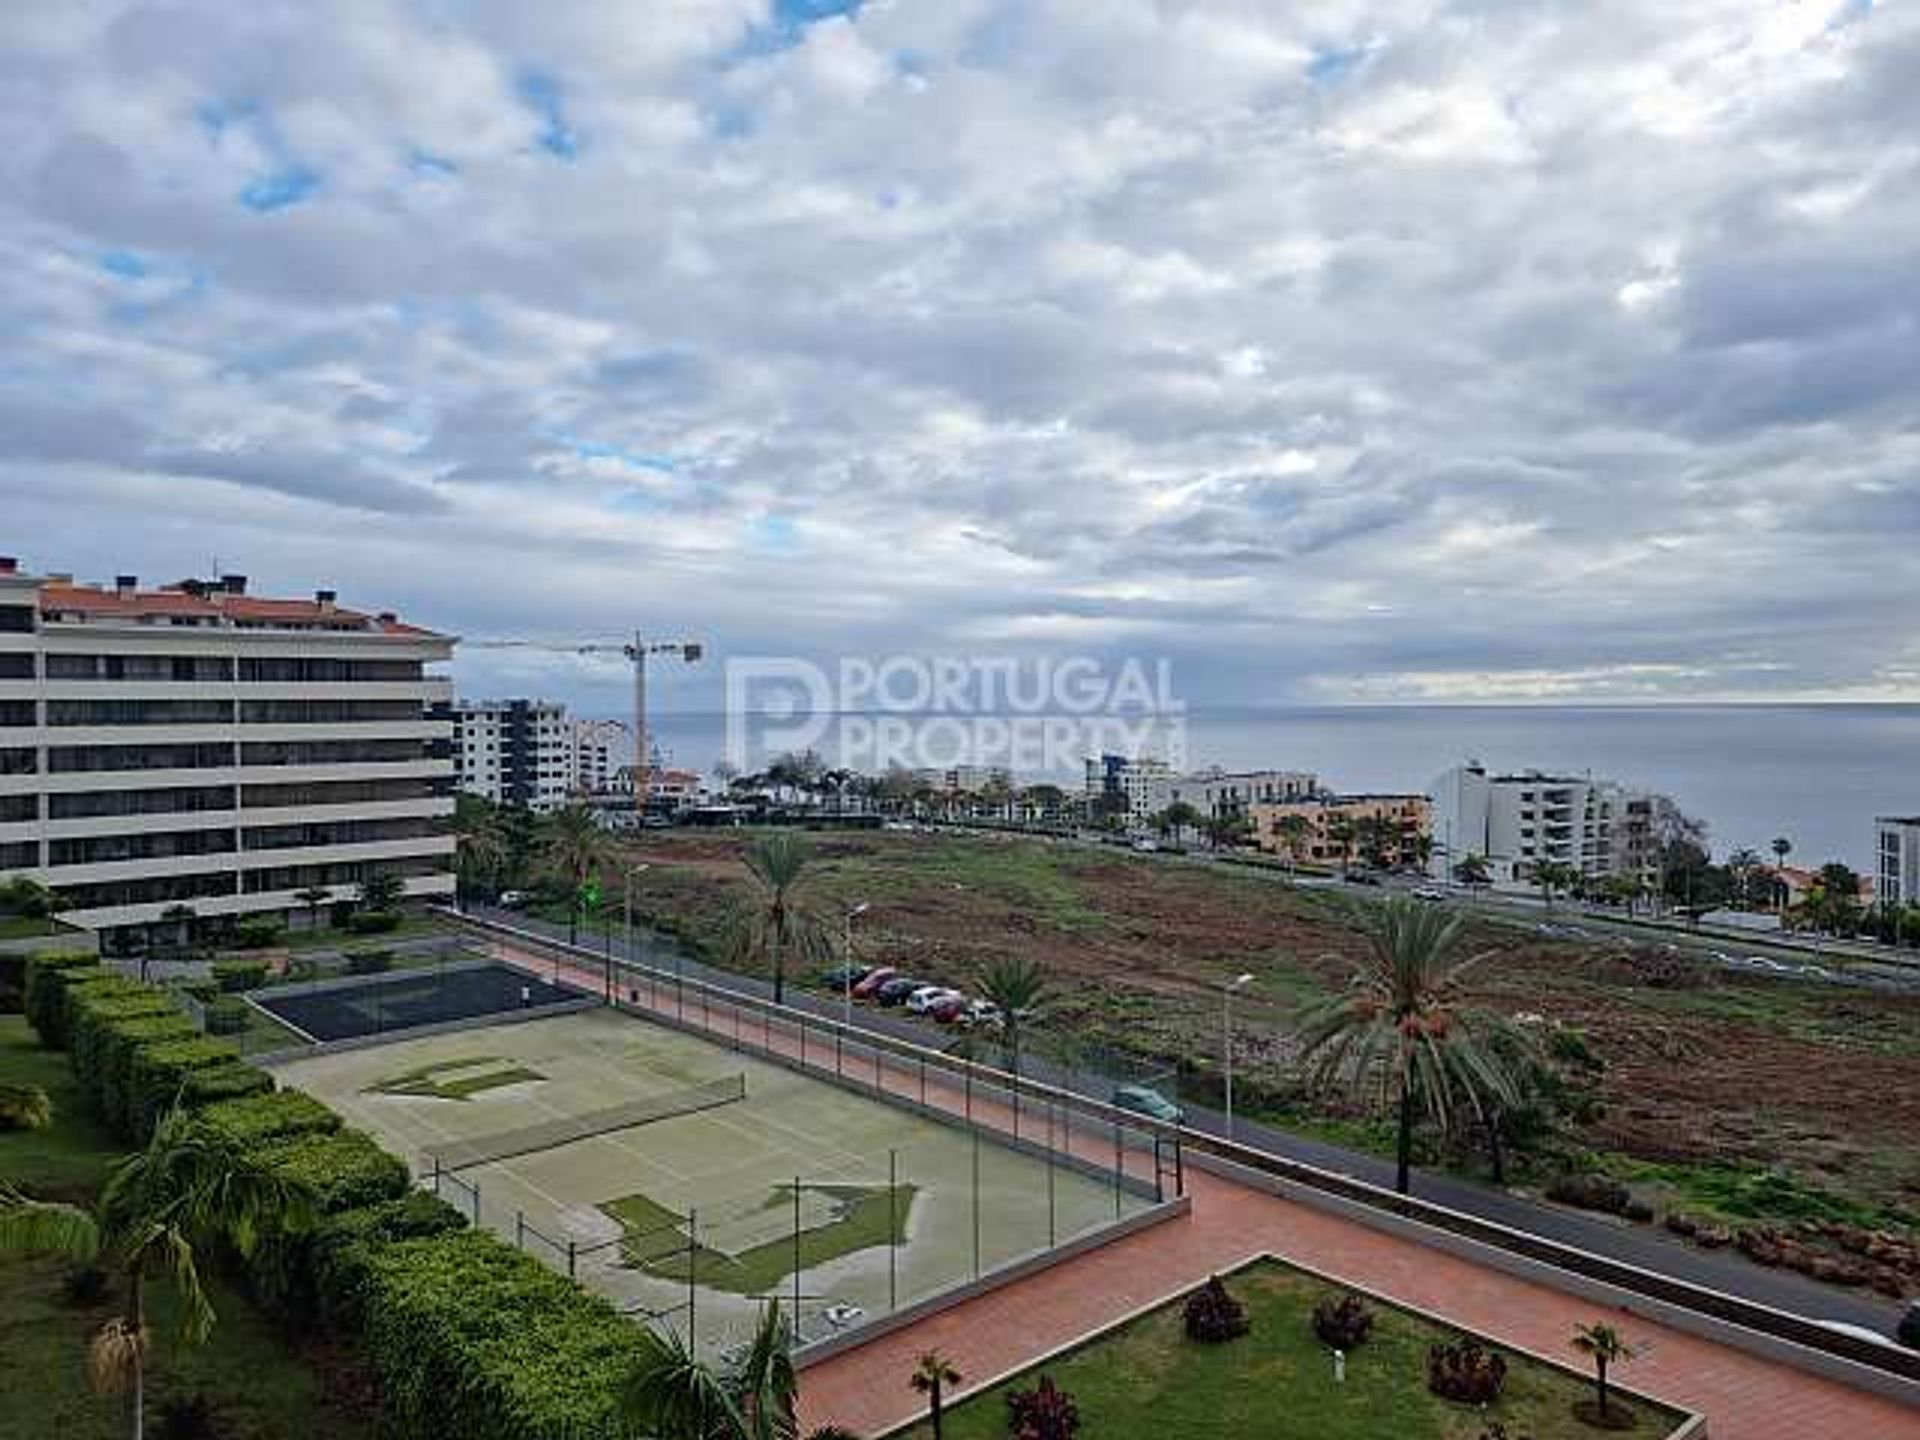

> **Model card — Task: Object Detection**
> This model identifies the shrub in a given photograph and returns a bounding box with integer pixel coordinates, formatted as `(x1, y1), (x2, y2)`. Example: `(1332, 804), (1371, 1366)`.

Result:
(227, 919), (285, 951)
(359, 1229), (639, 1440)
(128, 1036), (248, 1139)
(1546, 1173), (1632, 1216)
(284, 957), (323, 983)
(153, 1392), (221, 1440)
(199, 1088), (340, 1147)
(1006, 1376), (1079, 1440)
(211, 959), (270, 994)
(285, 1190), (469, 1328)
(22, 950), (102, 1045)
(348, 910), (403, 936)
(0, 953), (23, 1014)
(346, 948), (395, 975)
(1428, 1338), (1508, 1404)
(179, 1061), (274, 1109)
(1311, 1291), (1374, 1351)
(60, 1263), (113, 1307)
(258, 1128), (410, 1215)
(204, 996), (250, 1036)
(0, 1081), (52, 1131)
(1182, 1274), (1250, 1343)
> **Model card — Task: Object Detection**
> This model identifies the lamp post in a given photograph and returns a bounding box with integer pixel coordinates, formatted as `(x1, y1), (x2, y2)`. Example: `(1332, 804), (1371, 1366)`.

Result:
(1223, 972), (1255, 1142)
(621, 862), (650, 1000)
(842, 901), (869, 1027)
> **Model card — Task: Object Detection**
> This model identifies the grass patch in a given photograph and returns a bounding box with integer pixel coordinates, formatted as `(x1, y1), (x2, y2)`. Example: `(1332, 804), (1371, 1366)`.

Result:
(367, 1055), (547, 1100)
(900, 1259), (1685, 1440)
(0, 1015), (119, 1201)
(603, 1182), (917, 1295)
(1609, 1158), (1917, 1231)
(0, 915), (68, 940)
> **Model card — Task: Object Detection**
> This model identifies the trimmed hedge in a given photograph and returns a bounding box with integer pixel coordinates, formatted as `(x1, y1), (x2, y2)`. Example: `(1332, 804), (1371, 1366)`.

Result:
(23, 950), (103, 1045)
(199, 1088), (341, 1147)
(0, 953), (24, 1014)
(68, 985), (196, 1129)
(127, 1036), (247, 1139)
(362, 1229), (639, 1440)
(270, 1190), (468, 1329)
(179, 1061), (275, 1110)
(212, 958), (270, 993)
(204, 996), (250, 1035)
(258, 1128), (411, 1215)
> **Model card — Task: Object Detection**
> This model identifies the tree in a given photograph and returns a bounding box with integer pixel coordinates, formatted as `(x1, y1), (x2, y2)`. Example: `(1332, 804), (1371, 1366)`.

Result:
(1356, 814), (1398, 870)
(541, 803), (608, 946)
(1297, 900), (1530, 1195)
(730, 832), (830, 1006)
(1159, 801), (1201, 846)
(910, 1350), (962, 1440)
(454, 795), (509, 901)
(1326, 815), (1358, 873)
(1271, 813), (1313, 871)
(1529, 861), (1580, 911)
(1570, 1321), (1637, 1424)
(976, 955), (1049, 1125)
(0, 1110), (316, 1440)
(1770, 836), (1793, 916)
(293, 885), (332, 933)
(1453, 853), (1492, 887)
(1724, 847), (1763, 908)
(620, 1297), (796, 1440)
(357, 870), (405, 913)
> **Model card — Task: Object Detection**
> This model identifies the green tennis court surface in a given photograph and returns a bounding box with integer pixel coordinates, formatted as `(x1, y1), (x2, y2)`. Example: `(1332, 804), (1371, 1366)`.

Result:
(267, 1006), (1151, 1353)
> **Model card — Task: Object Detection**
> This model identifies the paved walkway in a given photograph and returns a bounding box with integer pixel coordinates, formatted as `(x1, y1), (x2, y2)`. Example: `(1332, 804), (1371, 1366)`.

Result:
(481, 931), (1920, 1440)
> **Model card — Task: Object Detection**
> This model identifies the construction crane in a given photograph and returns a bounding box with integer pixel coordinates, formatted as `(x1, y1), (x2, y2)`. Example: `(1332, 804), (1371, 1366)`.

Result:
(462, 632), (704, 815)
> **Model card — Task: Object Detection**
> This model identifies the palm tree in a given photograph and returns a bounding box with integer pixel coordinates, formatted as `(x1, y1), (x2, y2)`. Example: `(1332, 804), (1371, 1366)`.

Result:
(1453, 853), (1491, 887)
(543, 803), (609, 945)
(0, 1110), (316, 1440)
(1770, 835), (1793, 916)
(1571, 1321), (1637, 1423)
(975, 956), (1049, 1125)
(910, 1350), (963, 1440)
(620, 1298), (796, 1440)
(1530, 860), (1579, 911)
(1272, 814), (1313, 872)
(1326, 815), (1358, 873)
(730, 832), (830, 1006)
(357, 869), (405, 913)
(1297, 899), (1529, 1195)
(454, 796), (509, 901)
(293, 885), (332, 933)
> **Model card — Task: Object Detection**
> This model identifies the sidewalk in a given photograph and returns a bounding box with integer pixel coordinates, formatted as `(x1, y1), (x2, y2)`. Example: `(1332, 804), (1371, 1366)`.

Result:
(487, 930), (1920, 1439)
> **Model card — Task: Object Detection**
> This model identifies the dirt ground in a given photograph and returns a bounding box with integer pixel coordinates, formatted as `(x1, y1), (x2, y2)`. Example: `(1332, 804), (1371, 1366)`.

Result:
(611, 828), (1920, 1221)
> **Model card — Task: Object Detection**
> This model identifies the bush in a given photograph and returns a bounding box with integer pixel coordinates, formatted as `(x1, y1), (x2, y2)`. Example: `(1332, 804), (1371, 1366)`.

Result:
(1182, 1274), (1250, 1343)
(0, 953), (23, 1014)
(204, 996), (250, 1035)
(0, 1081), (52, 1131)
(211, 959), (269, 994)
(289, 1191), (469, 1328)
(199, 1088), (340, 1147)
(360, 1229), (639, 1440)
(284, 957), (323, 983)
(179, 1061), (274, 1109)
(1006, 1376), (1079, 1440)
(1428, 1338), (1508, 1404)
(1547, 1173), (1632, 1216)
(257, 1128), (411, 1215)
(348, 910), (403, 936)
(1311, 1291), (1374, 1350)
(127, 1036), (248, 1139)
(346, 948), (395, 975)
(227, 919), (285, 951)
(22, 950), (102, 1045)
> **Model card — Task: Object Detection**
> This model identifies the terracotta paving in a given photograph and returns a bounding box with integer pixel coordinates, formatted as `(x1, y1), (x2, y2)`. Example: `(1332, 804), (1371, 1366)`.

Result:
(487, 935), (1920, 1440)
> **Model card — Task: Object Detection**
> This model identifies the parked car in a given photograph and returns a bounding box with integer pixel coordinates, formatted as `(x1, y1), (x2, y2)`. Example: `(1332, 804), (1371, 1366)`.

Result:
(907, 985), (963, 1014)
(928, 994), (971, 1023)
(876, 976), (922, 1006)
(1410, 886), (1447, 902)
(1132, 838), (1159, 853)
(498, 890), (531, 909)
(1343, 871), (1382, 887)
(821, 962), (871, 989)
(962, 999), (1002, 1027)
(1111, 1084), (1184, 1124)
(851, 966), (900, 1000)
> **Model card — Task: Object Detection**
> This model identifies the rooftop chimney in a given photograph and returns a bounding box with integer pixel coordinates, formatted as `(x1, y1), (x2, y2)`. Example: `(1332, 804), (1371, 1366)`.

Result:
(315, 588), (337, 613)
(221, 573), (247, 595)
(0, 557), (16, 575)
(115, 574), (138, 598)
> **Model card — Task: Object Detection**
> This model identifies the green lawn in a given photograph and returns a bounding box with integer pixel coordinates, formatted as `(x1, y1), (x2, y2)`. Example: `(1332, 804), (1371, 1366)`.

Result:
(604, 1182), (918, 1295)
(0, 1015), (375, 1440)
(0, 914), (68, 940)
(898, 1260), (1686, 1440)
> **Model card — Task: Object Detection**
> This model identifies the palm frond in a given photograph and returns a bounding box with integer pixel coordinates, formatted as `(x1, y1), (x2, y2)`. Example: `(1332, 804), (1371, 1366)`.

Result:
(620, 1322), (746, 1440)
(0, 1187), (100, 1262)
(87, 1316), (147, 1395)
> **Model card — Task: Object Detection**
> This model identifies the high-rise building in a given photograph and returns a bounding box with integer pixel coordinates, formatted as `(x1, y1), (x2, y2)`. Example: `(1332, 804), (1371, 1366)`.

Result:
(453, 700), (576, 813)
(1876, 817), (1920, 908)
(1083, 753), (1175, 824)
(0, 560), (456, 944)
(1164, 767), (1320, 820)
(572, 719), (626, 795)
(1428, 762), (1658, 887)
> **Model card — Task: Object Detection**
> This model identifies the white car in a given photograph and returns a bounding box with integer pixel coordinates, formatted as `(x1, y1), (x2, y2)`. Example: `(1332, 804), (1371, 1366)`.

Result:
(1132, 838), (1159, 853)
(1411, 886), (1447, 902)
(906, 985), (963, 1014)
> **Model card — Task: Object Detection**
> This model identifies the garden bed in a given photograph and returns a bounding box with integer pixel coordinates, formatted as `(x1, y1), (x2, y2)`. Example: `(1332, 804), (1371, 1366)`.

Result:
(887, 1256), (1693, 1440)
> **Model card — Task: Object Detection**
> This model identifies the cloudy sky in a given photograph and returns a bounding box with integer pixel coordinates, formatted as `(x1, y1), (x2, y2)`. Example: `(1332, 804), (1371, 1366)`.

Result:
(3, 0), (1916, 714)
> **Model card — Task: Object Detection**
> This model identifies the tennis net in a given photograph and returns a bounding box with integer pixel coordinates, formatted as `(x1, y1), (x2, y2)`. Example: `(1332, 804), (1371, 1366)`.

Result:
(428, 1073), (748, 1172)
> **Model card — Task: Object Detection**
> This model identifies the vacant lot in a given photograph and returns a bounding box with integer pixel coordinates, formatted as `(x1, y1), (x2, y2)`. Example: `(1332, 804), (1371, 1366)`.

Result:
(606, 830), (1920, 1234)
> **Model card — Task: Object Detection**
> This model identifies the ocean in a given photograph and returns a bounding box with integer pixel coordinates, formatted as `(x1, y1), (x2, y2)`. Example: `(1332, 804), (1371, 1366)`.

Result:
(635, 703), (1920, 871)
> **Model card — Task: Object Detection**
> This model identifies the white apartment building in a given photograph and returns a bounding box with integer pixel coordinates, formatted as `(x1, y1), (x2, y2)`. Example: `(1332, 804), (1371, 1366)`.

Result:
(0, 561), (456, 942)
(453, 700), (576, 813)
(1163, 766), (1320, 821)
(913, 764), (1013, 794)
(573, 718), (626, 795)
(1428, 762), (1656, 888)
(1083, 753), (1175, 824)
(1876, 817), (1920, 908)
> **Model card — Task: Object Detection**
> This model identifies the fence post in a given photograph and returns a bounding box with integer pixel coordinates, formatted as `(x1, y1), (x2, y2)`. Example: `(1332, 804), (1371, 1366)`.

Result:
(972, 1125), (982, 1279)
(888, 1149), (899, 1313)
(686, 1207), (698, 1348)
(1047, 1096), (1057, 1247)
(516, 1211), (525, 1249)
(471, 1177), (481, 1226)
(568, 1240), (577, 1279)
(792, 1176), (803, 1320)
(1113, 1120), (1123, 1219)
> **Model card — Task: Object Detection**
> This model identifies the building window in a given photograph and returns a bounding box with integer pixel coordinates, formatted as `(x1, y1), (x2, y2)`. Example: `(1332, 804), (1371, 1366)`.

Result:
(45, 699), (235, 726)
(0, 606), (34, 633)
(0, 747), (36, 775)
(0, 701), (36, 727)
(0, 653), (33, 678)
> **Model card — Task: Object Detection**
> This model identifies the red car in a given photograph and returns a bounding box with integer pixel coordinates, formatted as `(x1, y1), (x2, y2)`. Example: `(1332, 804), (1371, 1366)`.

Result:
(927, 994), (970, 1023)
(851, 966), (900, 1000)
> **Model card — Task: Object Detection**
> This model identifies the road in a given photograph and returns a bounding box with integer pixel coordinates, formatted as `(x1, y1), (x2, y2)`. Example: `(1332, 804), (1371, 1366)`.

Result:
(463, 900), (1909, 1339)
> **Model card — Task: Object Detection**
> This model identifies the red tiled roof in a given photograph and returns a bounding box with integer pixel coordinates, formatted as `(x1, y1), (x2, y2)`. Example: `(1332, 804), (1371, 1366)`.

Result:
(36, 582), (446, 638)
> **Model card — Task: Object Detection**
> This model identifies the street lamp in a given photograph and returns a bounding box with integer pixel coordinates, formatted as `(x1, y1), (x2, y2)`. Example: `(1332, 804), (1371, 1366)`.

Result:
(621, 862), (651, 1000)
(1223, 972), (1255, 1142)
(842, 901), (870, 1027)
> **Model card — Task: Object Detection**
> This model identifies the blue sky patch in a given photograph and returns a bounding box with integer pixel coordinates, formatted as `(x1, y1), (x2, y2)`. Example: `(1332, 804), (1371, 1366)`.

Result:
(518, 71), (580, 159)
(240, 165), (320, 212)
(748, 512), (800, 553)
(99, 250), (148, 280)
(410, 150), (458, 179)
(1307, 44), (1372, 85)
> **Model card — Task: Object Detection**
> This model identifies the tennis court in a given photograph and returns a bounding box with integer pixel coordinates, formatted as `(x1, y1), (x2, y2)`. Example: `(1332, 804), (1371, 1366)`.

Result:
(250, 959), (586, 1043)
(267, 1004), (1155, 1354)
